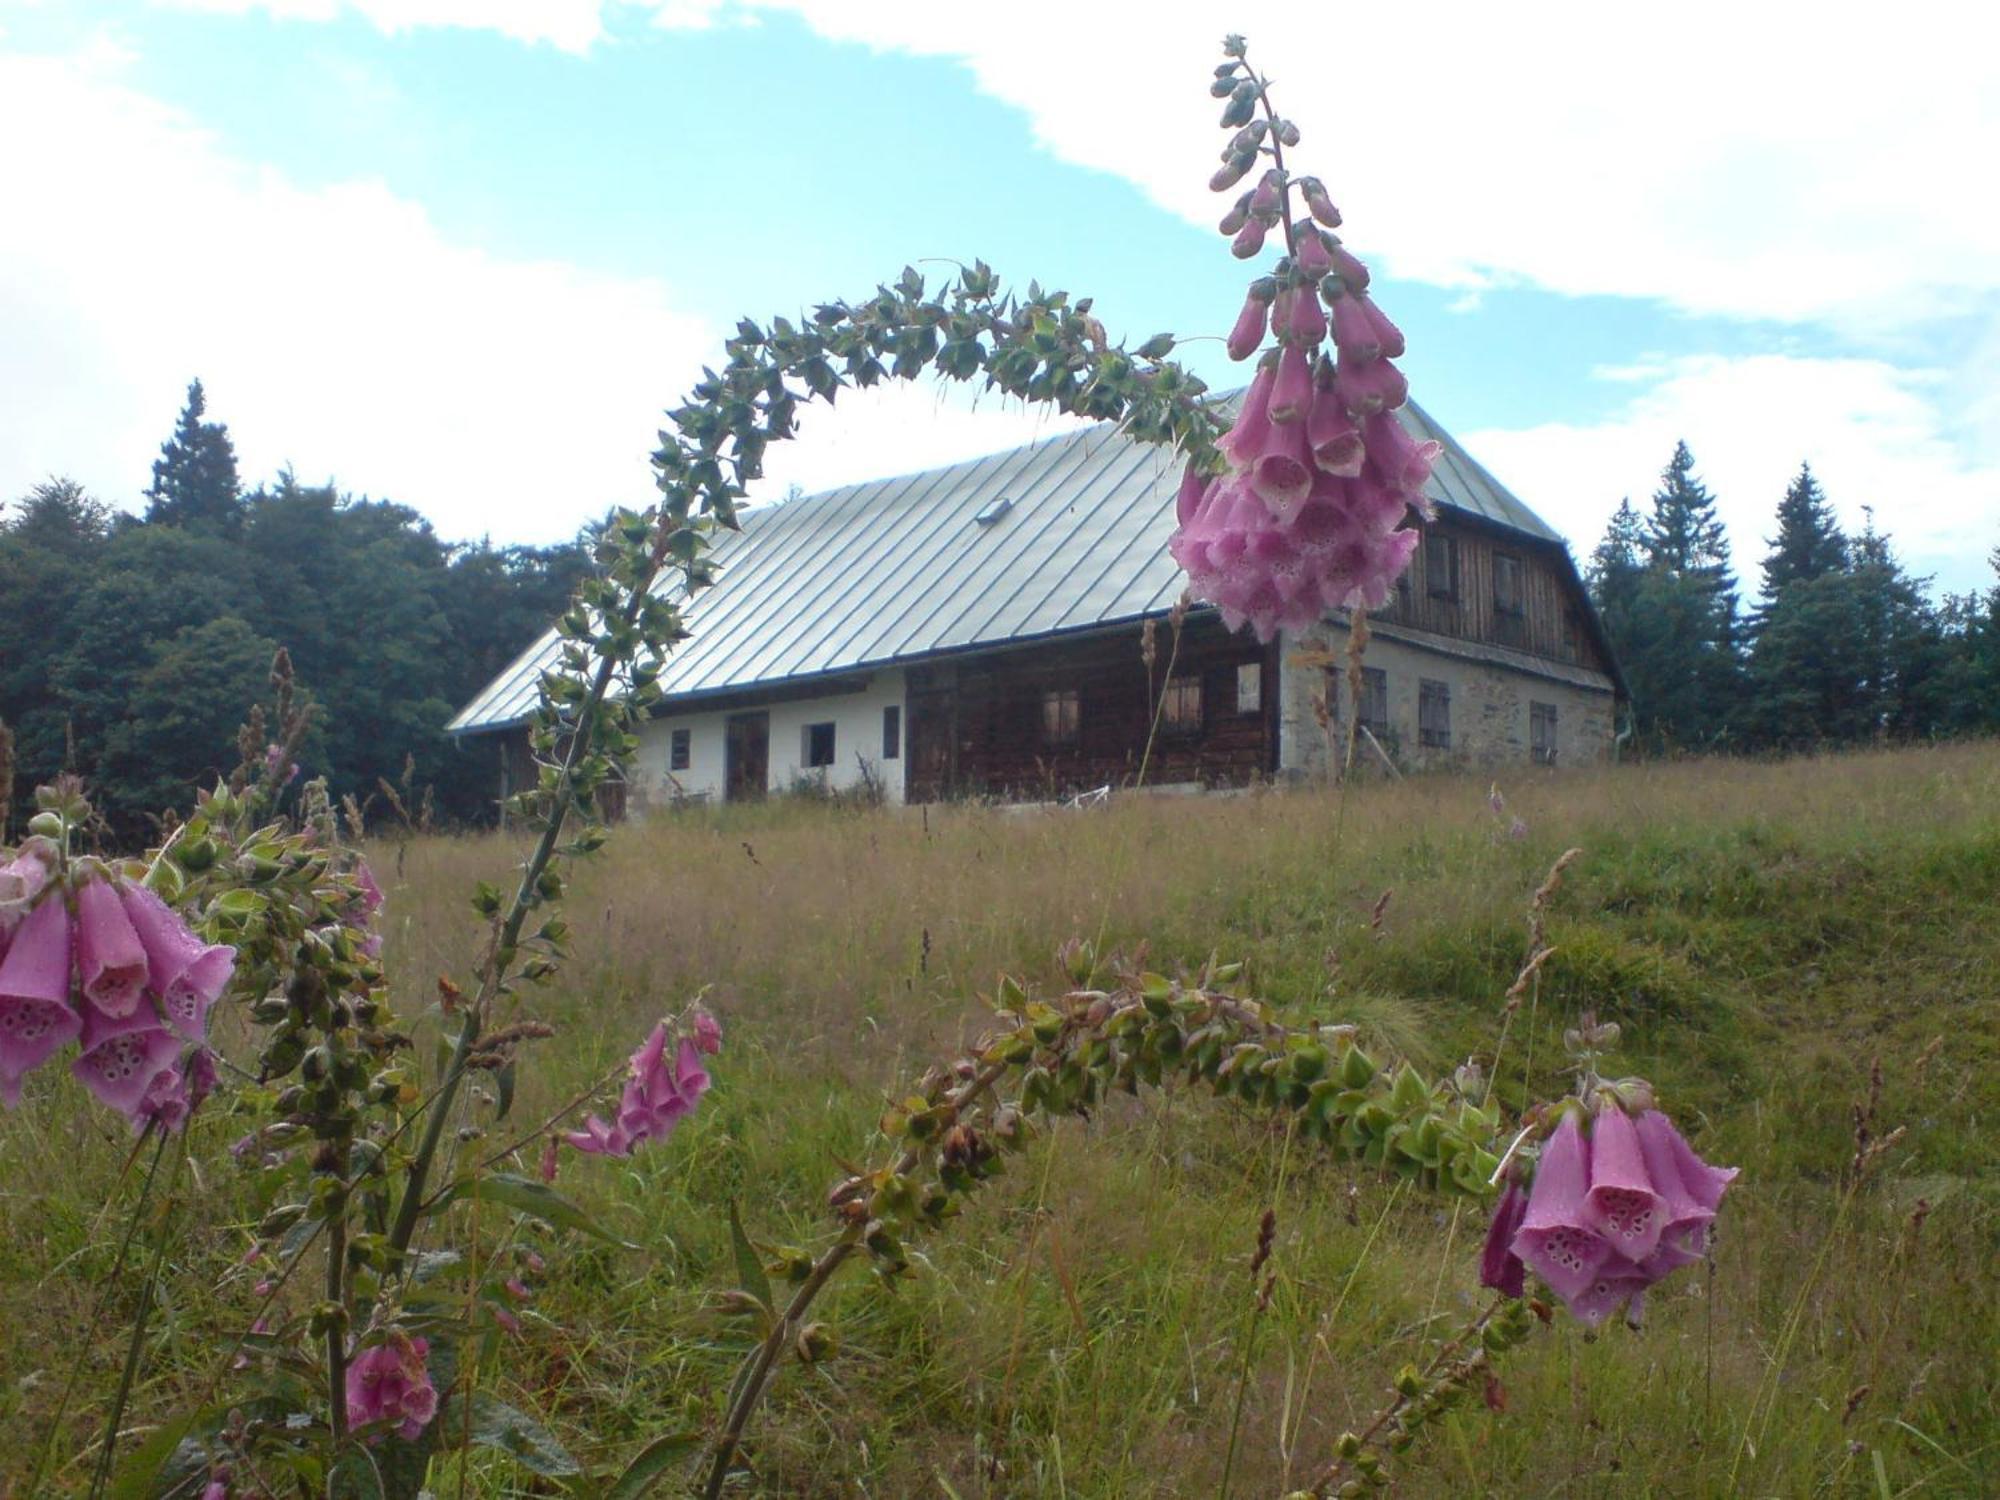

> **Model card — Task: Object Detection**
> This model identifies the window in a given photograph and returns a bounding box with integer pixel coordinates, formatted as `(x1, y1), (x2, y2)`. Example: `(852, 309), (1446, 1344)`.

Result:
(1494, 553), (1525, 617)
(1235, 662), (1262, 715)
(881, 705), (901, 760)
(1041, 688), (1080, 747)
(668, 727), (691, 772)
(1418, 679), (1451, 749)
(1531, 701), (1559, 765)
(803, 721), (836, 769)
(1163, 675), (1203, 735)
(1425, 532), (1459, 601)
(1326, 666), (1390, 741)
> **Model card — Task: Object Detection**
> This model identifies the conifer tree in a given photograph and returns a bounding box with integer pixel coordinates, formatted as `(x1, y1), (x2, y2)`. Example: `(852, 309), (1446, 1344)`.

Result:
(1759, 461), (1846, 607)
(1617, 441), (1743, 744)
(145, 378), (243, 530)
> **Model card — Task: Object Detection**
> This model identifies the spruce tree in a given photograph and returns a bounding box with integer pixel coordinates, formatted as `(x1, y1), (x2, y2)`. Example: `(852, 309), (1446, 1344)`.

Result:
(1759, 461), (1846, 606)
(1624, 442), (1743, 744)
(145, 379), (243, 530)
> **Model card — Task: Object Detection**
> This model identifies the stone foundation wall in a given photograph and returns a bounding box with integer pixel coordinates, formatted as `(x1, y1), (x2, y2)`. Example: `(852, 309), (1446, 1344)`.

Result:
(1278, 620), (1617, 777)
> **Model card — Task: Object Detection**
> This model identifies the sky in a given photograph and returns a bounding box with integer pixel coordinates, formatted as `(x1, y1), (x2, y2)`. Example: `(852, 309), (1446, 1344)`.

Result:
(3, 0), (1997, 594)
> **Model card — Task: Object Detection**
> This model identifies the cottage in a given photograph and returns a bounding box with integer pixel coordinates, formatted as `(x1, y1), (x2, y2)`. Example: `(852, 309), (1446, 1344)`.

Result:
(446, 403), (1623, 807)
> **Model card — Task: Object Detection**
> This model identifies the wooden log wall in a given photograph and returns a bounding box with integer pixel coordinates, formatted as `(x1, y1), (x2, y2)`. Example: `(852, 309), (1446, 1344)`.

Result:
(913, 617), (1276, 800)
(1375, 520), (1611, 674)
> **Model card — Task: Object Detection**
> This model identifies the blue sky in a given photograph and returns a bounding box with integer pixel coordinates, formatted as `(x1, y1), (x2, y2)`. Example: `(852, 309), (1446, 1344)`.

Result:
(3, 0), (1996, 592)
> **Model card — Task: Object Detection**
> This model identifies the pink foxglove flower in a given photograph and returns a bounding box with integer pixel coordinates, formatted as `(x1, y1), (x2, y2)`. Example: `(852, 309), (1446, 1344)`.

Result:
(567, 1018), (717, 1158)
(1510, 1110), (1610, 1307)
(77, 875), (150, 1018)
(691, 1005), (723, 1056)
(1479, 1179), (1529, 1299)
(1173, 225), (1426, 640)
(1267, 344), (1312, 425)
(0, 893), (81, 1105)
(119, 882), (233, 1043)
(345, 1334), (438, 1442)
(1226, 285), (1273, 361)
(0, 837), (57, 934)
(71, 998), (183, 1126)
(1509, 1100), (1737, 1325)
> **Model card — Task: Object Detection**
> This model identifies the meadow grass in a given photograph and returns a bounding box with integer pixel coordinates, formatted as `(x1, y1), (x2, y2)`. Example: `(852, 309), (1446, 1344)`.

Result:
(3, 742), (1997, 1496)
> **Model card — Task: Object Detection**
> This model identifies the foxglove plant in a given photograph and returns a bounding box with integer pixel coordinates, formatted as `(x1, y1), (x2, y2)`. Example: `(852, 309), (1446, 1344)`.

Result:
(1171, 35), (1436, 641)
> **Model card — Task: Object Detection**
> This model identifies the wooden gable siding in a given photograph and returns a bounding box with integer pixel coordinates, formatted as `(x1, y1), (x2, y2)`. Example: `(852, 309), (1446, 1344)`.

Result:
(907, 617), (1275, 801)
(1373, 519), (1609, 675)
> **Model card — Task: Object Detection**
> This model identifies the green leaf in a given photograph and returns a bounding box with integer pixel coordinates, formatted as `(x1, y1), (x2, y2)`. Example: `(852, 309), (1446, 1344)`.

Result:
(462, 1393), (582, 1477)
(330, 1445), (387, 1500)
(728, 1199), (774, 1313)
(432, 1173), (635, 1248)
(591, 1430), (704, 1500)
(495, 1058), (517, 1122)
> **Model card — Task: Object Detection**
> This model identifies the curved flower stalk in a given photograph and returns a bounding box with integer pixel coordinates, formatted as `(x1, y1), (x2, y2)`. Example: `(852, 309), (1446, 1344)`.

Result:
(682, 948), (1503, 1498)
(1171, 36), (1437, 641)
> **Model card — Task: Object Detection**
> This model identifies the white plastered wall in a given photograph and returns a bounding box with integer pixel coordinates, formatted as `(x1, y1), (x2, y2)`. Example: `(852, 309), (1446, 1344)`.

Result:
(1277, 621), (1617, 777)
(626, 669), (908, 809)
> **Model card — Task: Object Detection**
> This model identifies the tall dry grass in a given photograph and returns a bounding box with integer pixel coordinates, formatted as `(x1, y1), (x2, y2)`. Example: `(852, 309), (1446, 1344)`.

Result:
(4, 742), (1996, 1494)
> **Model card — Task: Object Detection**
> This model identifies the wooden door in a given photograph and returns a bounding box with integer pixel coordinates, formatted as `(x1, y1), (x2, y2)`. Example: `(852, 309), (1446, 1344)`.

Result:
(725, 711), (769, 802)
(904, 686), (957, 803)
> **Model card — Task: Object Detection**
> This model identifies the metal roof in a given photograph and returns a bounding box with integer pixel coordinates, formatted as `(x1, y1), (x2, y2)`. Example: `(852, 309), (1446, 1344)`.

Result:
(448, 399), (1567, 735)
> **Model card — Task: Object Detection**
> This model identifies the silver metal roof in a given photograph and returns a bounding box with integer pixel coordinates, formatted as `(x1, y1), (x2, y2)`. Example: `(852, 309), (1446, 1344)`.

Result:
(448, 399), (1565, 735)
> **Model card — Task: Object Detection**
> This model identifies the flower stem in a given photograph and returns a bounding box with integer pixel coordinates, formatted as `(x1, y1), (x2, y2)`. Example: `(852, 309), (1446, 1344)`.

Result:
(698, 1056), (1013, 1498)
(383, 577), (653, 1274)
(86, 1130), (179, 1500)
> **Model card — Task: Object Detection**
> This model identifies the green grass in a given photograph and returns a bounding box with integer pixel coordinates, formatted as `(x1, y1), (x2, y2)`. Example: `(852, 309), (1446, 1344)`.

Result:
(4, 742), (1998, 1495)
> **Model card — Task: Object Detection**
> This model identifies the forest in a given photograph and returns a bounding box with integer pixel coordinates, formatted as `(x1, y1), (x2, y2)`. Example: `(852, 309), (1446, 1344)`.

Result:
(0, 381), (590, 835)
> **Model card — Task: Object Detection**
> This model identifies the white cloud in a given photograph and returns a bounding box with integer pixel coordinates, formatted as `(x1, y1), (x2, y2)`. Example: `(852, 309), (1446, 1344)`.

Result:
(0, 44), (1063, 543)
(155, 0), (611, 53)
(653, 1), (2000, 335)
(137, 2), (2000, 329)
(1464, 355), (2000, 594)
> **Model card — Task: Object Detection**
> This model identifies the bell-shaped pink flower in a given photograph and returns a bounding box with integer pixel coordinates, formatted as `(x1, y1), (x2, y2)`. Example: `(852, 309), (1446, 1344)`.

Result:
(77, 876), (150, 1018)
(1480, 1180), (1529, 1298)
(1509, 1110), (1611, 1305)
(141, 1045), (216, 1134)
(1307, 379), (1364, 477)
(1218, 360), (1276, 470)
(1294, 230), (1333, 281)
(1248, 169), (1284, 218)
(568, 1020), (713, 1158)
(1329, 289), (1383, 364)
(72, 998), (183, 1125)
(1635, 1108), (1736, 1260)
(1267, 344), (1312, 425)
(1363, 411), (1441, 499)
(1175, 461), (1212, 527)
(1362, 296), (1406, 359)
(0, 837), (57, 932)
(346, 1334), (438, 1443)
(1280, 284), (1327, 346)
(119, 883), (234, 1043)
(691, 1005), (723, 1056)
(1580, 1103), (1666, 1262)
(1251, 415), (1315, 520)
(0, 893), (81, 1105)
(1231, 218), (1268, 259)
(1336, 351), (1409, 418)
(1227, 285), (1272, 361)
(1332, 242), (1370, 292)
(564, 1113), (633, 1157)
(1569, 1266), (1652, 1327)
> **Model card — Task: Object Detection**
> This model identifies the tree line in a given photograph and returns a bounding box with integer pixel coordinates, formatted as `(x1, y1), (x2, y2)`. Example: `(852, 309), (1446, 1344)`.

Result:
(1587, 442), (2000, 750)
(1, 381), (592, 834)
